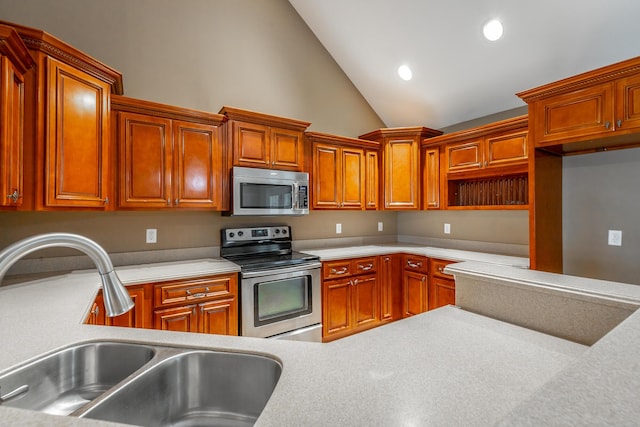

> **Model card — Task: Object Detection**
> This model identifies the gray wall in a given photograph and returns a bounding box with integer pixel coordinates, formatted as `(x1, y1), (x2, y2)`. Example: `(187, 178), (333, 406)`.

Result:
(563, 148), (640, 285)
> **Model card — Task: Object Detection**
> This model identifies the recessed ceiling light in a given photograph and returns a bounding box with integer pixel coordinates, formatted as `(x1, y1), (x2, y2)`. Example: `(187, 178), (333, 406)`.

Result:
(483, 19), (503, 41)
(398, 65), (412, 81)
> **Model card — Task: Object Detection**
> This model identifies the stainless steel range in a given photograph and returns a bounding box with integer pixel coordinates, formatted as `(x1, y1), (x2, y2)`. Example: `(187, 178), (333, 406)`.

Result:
(220, 225), (322, 342)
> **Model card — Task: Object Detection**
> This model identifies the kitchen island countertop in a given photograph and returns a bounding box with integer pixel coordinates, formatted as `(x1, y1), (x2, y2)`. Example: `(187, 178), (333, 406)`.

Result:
(0, 256), (584, 426)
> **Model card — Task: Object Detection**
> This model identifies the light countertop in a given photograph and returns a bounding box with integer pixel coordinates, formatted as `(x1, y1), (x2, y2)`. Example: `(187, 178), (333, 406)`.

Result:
(0, 255), (583, 426)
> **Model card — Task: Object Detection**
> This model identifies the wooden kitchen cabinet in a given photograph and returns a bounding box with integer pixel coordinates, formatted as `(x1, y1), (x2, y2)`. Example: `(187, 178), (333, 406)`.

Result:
(425, 115), (529, 209)
(306, 132), (380, 210)
(422, 146), (441, 209)
(0, 25), (34, 208)
(152, 273), (238, 336)
(365, 150), (380, 209)
(112, 96), (225, 209)
(322, 256), (380, 341)
(86, 285), (152, 329)
(379, 254), (401, 322)
(3, 21), (124, 210)
(518, 57), (640, 154)
(220, 106), (310, 172)
(428, 258), (456, 310)
(402, 254), (429, 317)
(360, 127), (442, 210)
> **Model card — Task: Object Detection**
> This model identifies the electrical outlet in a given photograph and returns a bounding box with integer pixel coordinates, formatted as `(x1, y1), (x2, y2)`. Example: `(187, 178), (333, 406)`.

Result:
(608, 229), (622, 246)
(146, 228), (157, 244)
(378, 222), (384, 232)
(336, 223), (342, 234)
(444, 223), (451, 234)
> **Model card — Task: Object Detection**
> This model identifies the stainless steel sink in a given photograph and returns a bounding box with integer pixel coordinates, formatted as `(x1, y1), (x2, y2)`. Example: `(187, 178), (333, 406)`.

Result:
(0, 341), (155, 415)
(80, 350), (282, 427)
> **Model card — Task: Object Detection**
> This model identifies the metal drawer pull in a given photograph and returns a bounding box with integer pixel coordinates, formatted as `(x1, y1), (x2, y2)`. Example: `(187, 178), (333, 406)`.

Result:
(330, 267), (348, 275)
(186, 287), (210, 298)
(6, 190), (19, 203)
(407, 261), (422, 268)
(605, 121), (611, 129)
(438, 267), (444, 273)
(351, 279), (358, 286)
(358, 264), (373, 271)
(617, 119), (623, 128)
(0, 384), (29, 403)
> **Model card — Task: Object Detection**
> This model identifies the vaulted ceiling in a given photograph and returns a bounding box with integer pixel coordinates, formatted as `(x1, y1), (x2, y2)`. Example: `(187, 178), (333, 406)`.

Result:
(289, 0), (640, 129)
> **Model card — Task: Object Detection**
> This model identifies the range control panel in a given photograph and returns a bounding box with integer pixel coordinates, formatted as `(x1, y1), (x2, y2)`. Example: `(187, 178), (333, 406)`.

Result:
(222, 226), (290, 243)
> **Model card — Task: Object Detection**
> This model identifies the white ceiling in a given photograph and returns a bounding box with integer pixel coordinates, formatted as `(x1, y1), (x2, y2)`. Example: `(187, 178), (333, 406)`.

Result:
(288, 0), (640, 130)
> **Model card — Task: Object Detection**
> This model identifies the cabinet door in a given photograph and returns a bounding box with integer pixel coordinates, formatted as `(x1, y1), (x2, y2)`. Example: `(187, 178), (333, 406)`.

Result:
(104, 286), (151, 328)
(533, 83), (615, 146)
(429, 277), (456, 310)
(446, 139), (483, 172)
(270, 127), (304, 171)
(352, 274), (379, 329)
(153, 305), (199, 332)
(45, 57), (111, 207)
(365, 150), (379, 210)
(403, 271), (427, 317)
(313, 143), (341, 209)
(340, 147), (365, 209)
(423, 147), (440, 209)
(173, 120), (220, 208)
(384, 137), (419, 209)
(232, 121), (270, 168)
(0, 57), (25, 207)
(615, 73), (640, 132)
(322, 278), (352, 338)
(200, 297), (238, 336)
(118, 112), (173, 208)
(485, 131), (528, 168)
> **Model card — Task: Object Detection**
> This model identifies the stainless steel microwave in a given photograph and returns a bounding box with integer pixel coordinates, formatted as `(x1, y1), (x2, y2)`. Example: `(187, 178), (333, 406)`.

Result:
(227, 167), (310, 216)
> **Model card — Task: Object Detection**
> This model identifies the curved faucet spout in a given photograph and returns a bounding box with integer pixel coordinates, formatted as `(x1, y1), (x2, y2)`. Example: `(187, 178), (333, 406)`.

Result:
(0, 233), (134, 317)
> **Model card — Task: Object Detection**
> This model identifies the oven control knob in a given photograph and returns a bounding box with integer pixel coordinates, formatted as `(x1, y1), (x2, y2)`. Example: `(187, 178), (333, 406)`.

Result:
(274, 228), (280, 234)
(237, 231), (244, 237)
(281, 228), (288, 235)
(229, 232), (235, 238)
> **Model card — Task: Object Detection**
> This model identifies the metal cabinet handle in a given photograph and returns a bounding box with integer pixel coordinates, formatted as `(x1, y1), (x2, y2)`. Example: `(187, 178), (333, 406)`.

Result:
(167, 199), (171, 206)
(6, 190), (19, 203)
(358, 264), (373, 271)
(605, 121), (611, 129)
(91, 305), (100, 316)
(617, 119), (623, 128)
(407, 261), (422, 268)
(175, 198), (179, 206)
(186, 289), (208, 298)
(383, 257), (390, 262)
(103, 197), (109, 205)
(330, 267), (348, 275)
(438, 267), (444, 273)
(421, 277), (426, 283)
(484, 161), (488, 167)
(353, 278), (358, 286)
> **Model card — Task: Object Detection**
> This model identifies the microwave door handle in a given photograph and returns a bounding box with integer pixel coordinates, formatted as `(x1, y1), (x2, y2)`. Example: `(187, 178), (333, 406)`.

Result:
(293, 183), (299, 209)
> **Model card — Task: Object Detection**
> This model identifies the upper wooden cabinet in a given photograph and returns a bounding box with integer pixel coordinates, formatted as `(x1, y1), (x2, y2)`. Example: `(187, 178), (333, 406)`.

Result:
(360, 127), (442, 210)
(422, 146), (440, 209)
(111, 96), (225, 209)
(437, 116), (528, 174)
(219, 106), (310, 172)
(424, 115), (529, 209)
(306, 131), (380, 210)
(0, 25), (34, 209)
(0, 21), (123, 210)
(517, 56), (640, 154)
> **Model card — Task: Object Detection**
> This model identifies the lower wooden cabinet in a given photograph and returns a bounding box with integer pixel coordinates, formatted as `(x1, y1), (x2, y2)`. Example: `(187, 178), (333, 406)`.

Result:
(322, 257), (380, 341)
(428, 259), (456, 310)
(402, 255), (429, 318)
(86, 273), (238, 336)
(86, 285), (152, 328)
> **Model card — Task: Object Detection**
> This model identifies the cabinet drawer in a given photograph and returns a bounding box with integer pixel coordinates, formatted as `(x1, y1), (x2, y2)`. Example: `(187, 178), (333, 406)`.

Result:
(154, 275), (236, 307)
(402, 255), (428, 273)
(430, 259), (455, 280)
(354, 257), (377, 275)
(323, 260), (353, 279)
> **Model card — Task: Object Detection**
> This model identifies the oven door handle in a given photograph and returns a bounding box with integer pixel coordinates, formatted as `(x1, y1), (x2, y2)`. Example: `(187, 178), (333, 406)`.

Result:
(241, 261), (322, 279)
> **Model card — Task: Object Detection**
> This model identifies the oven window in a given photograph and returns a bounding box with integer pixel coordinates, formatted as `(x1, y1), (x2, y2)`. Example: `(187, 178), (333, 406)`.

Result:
(240, 183), (292, 209)
(254, 275), (311, 326)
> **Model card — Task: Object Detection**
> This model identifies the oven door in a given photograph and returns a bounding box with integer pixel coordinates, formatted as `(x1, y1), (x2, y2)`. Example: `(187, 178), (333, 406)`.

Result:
(240, 263), (321, 340)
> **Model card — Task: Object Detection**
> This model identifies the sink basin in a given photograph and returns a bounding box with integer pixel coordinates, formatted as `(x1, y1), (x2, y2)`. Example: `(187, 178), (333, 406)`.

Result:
(0, 341), (155, 415)
(81, 350), (282, 427)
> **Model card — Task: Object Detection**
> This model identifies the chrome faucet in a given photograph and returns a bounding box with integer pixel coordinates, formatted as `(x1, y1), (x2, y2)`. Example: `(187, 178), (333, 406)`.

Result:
(0, 233), (134, 316)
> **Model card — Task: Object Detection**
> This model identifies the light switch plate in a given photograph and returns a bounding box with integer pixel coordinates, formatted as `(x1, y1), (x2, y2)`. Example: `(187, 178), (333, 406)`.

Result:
(444, 223), (451, 234)
(336, 223), (342, 234)
(378, 222), (384, 232)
